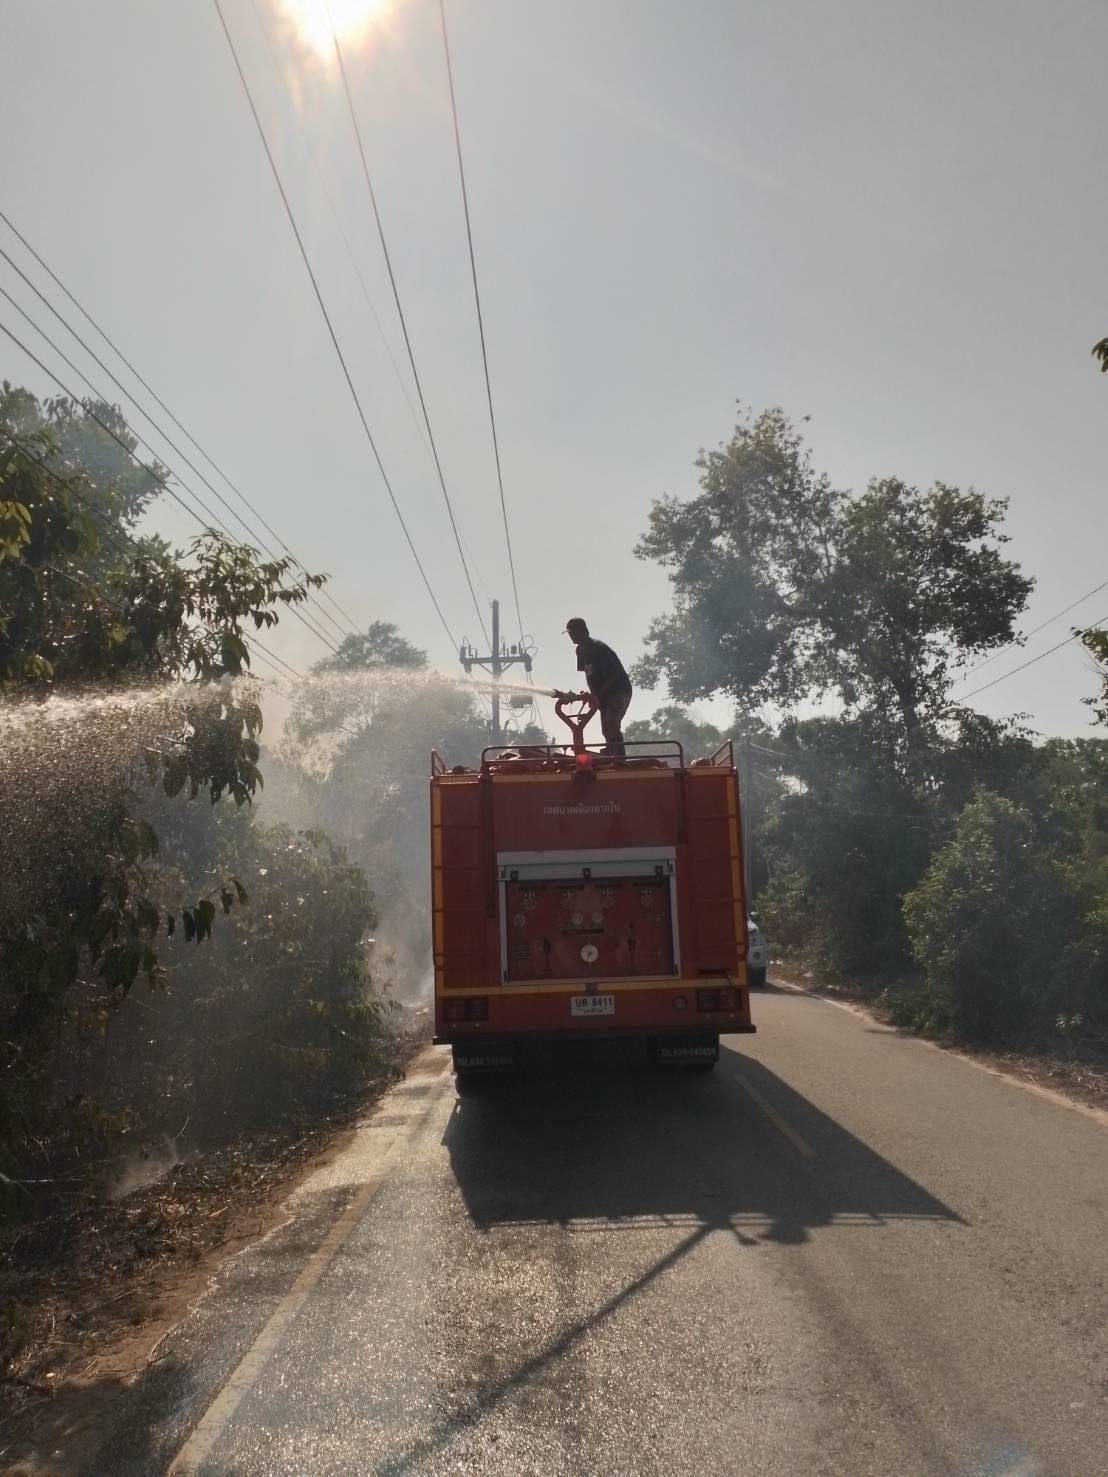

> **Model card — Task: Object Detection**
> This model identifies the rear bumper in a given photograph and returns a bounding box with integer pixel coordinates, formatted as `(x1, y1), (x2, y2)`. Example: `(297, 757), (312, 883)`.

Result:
(435, 978), (755, 1043)
(434, 1023), (756, 1046)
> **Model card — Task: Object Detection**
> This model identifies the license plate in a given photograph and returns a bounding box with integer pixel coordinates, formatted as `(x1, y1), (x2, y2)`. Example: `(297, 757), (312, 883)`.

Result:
(571, 994), (615, 1017)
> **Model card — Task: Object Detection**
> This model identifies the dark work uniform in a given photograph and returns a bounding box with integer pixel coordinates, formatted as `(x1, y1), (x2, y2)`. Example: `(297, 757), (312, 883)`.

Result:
(576, 638), (633, 756)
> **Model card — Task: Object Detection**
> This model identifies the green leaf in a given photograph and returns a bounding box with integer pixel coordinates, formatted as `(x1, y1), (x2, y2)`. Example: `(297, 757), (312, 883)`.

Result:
(101, 942), (142, 992)
(196, 898), (216, 942)
(220, 630), (249, 672)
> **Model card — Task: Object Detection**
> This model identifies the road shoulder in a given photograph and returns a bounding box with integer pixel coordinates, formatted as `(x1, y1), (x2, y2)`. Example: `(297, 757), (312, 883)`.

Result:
(768, 969), (1108, 1124)
(0, 1038), (430, 1477)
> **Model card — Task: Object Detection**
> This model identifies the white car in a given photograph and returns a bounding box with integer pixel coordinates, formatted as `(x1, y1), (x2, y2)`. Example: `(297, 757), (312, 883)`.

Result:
(747, 917), (768, 988)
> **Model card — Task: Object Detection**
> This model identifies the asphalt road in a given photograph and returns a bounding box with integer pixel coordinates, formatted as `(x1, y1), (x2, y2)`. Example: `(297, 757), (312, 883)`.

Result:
(91, 985), (1107, 1476)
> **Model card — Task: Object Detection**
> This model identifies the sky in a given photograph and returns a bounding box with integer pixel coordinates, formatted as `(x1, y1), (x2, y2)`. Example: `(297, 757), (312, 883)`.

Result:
(1, 0), (1106, 739)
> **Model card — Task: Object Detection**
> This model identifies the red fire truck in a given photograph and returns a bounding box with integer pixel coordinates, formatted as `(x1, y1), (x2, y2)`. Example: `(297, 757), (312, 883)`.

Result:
(431, 696), (755, 1077)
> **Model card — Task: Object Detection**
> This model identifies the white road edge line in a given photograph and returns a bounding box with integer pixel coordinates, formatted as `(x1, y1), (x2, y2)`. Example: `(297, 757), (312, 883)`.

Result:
(772, 978), (860, 1017)
(167, 1058), (449, 1474)
(771, 978), (1108, 1130)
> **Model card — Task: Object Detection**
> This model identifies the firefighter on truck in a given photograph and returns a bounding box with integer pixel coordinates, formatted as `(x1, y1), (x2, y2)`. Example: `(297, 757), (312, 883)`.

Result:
(557, 617), (633, 758)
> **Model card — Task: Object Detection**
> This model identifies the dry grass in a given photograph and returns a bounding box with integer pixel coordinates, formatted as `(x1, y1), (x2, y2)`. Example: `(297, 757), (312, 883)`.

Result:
(0, 1016), (428, 1458)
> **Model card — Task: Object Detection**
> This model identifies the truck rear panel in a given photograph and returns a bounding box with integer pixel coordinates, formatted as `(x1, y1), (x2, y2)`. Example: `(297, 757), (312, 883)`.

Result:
(431, 739), (755, 1059)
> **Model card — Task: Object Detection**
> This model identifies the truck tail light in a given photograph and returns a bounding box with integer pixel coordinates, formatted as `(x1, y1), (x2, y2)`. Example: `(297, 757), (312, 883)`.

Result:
(697, 987), (741, 1012)
(443, 997), (488, 1022)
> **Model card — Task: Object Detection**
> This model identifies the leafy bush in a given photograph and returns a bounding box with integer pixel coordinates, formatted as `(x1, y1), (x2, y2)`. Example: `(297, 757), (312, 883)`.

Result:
(73, 814), (391, 1145)
(902, 791), (1087, 1042)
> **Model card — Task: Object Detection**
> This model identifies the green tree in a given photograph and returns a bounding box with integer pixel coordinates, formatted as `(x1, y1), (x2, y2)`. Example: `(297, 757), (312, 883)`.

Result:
(634, 407), (1032, 761)
(286, 622), (429, 756)
(319, 621), (427, 674)
(0, 387), (325, 1175)
(902, 790), (1095, 1042)
(0, 383), (164, 533)
(1093, 338), (1108, 373)
(624, 703), (725, 760)
(1083, 627), (1108, 725)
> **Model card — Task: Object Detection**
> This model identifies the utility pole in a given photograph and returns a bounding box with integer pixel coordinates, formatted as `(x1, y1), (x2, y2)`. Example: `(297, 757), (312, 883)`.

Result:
(459, 598), (532, 744)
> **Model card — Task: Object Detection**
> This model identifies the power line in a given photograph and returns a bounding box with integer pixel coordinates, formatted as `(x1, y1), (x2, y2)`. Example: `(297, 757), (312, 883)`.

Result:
(0, 291), (344, 658)
(0, 239), (348, 654)
(245, 3), (499, 625)
(0, 312), (235, 538)
(0, 205), (362, 640)
(210, 0), (458, 654)
(438, 0), (524, 646)
(956, 614), (1108, 703)
(1, 424), (143, 564)
(325, 2), (489, 647)
(955, 576), (1108, 684)
(247, 634), (304, 682)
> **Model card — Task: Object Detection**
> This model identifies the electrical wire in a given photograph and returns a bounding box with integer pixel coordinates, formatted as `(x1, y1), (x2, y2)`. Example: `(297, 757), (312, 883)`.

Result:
(1, 423), (304, 681)
(437, 0), (525, 645)
(247, 634), (304, 682)
(246, 2), (498, 623)
(325, 1), (489, 647)
(955, 576), (1108, 684)
(0, 241), (348, 653)
(0, 206), (362, 639)
(956, 614), (1108, 703)
(0, 314), (234, 537)
(330, 201), (496, 613)
(0, 292), (344, 658)
(211, 0), (458, 654)
(1, 425), (144, 564)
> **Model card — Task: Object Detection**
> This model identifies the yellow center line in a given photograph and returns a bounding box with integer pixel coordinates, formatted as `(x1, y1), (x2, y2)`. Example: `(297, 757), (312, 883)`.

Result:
(728, 1071), (816, 1159)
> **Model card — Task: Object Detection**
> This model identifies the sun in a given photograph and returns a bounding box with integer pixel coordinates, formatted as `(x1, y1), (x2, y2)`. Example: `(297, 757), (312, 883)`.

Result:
(274, 0), (391, 62)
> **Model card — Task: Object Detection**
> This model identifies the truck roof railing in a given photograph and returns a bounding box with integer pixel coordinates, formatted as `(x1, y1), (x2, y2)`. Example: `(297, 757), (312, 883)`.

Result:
(432, 738), (744, 777)
(708, 738), (735, 768)
(480, 738), (685, 770)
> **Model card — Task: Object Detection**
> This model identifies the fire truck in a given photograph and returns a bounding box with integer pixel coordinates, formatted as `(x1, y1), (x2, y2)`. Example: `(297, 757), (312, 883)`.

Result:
(431, 695), (755, 1077)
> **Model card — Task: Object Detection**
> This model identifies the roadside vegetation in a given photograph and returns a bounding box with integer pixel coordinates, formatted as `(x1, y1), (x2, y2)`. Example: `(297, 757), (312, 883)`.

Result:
(631, 407), (1108, 1066)
(0, 387), (423, 1379)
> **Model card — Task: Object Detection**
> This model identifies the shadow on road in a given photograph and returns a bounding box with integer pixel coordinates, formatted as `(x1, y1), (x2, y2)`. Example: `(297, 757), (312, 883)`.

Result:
(442, 1042), (964, 1243)
(359, 1049), (970, 1477)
